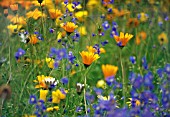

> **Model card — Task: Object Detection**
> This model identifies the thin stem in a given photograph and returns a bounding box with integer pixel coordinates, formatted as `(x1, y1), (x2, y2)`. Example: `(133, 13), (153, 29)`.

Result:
(120, 50), (126, 106)
(84, 75), (87, 115)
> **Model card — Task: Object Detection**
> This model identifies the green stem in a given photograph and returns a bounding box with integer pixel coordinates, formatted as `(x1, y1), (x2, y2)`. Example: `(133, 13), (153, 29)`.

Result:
(84, 75), (87, 115)
(120, 50), (126, 106)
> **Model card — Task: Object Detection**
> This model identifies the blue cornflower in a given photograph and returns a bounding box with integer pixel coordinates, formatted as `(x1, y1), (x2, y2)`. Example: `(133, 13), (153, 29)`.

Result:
(61, 77), (68, 84)
(72, 31), (80, 42)
(129, 56), (136, 64)
(15, 48), (25, 60)
(101, 40), (109, 46)
(56, 48), (67, 60)
(142, 56), (148, 70)
(49, 28), (55, 33)
(54, 60), (60, 68)
(29, 95), (37, 104)
(94, 88), (103, 95)
(164, 64), (170, 75)
(68, 51), (76, 64)
(105, 76), (115, 86)
(107, 8), (112, 13)
(157, 68), (164, 78)
(102, 21), (110, 30)
(110, 27), (118, 37)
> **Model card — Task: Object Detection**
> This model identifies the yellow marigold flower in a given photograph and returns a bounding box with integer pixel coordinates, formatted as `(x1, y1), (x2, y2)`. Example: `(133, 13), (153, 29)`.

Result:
(114, 32), (133, 47)
(60, 22), (78, 33)
(48, 8), (62, 19)
(100, 48), (106, 54)
(10, 15), (26, 25)
(96, 80), (106, 89)
(29, 34), (39, 44)
(80, 51), (100, 67)
(75, 11), (88, 22)
(52, 89), (66, 104)
(86, 46), (96, 53)
(7, 24), (22, 34)
(39, 89), (48, 101)
(46, 57), (55, 69)
(26, 8), (46, 20)
(78, 26), (87, 36)
(102, 64), (118, 79)
(158, 32), (168, 45)
(32, 0), (54, 9)
(62, 2), (82, 12)
(138, 12), (148, 22)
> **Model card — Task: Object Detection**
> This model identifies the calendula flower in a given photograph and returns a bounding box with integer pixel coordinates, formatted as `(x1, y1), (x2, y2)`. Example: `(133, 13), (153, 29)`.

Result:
(46, 57), (55, 69)
(136, 31), (147, 45)
(29, 34), (39, 44)
(158, 32), (168, 45)
(80, 51), (100, 67)
(7, 24), (22, 34)
(10, 4), (18, 12)
(26, 8), (46, 20)
(102, 64), (118, 79)
(75, 11), (88, 22)
(39, 89), (48, 101)
(52, 89), (66, 104)
(114, 32), (133, 47)
(48, 8), (62, 20)
(10, 15), (27, 25)
(34, 75), (58, 89)
(60, 22), (78, 34)
(78, 26), (87, 36)
(127, 18), (139, 27)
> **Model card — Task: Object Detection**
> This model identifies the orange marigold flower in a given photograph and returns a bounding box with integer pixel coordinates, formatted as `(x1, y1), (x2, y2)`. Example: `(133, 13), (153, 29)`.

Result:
(29, 34), (39, 44)
(10, 4), (18, 11)
(80, 51), (100, 67)
(127, 18), (139, 27)
(26, 8), (46, 20)
(114, 32), (133, 47)
(102, 64), (118, 79)
(135, 31), (147, 45)
(48, 8), (62, 19)
(60, 22), (78, 34)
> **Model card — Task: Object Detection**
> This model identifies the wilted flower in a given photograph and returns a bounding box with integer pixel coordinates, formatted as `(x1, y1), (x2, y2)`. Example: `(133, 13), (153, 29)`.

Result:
(76, 83), (84, 95)
(0, 84), (11, 100)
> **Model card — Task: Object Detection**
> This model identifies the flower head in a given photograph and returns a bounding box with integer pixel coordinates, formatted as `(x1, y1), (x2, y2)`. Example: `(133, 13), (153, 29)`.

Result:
(102, 64), (118, 79)
(114, 32), (133, 47)
(158, 32), (168, 45)
(80, 51), (100, 67)
(60, 22), (78, 33)
(39, 89), (48, 101)
(48, 8), (62, 19)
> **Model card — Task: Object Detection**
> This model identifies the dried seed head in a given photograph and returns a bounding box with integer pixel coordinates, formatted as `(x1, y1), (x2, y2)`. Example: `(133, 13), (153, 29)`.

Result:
(0, 85), (12, 100)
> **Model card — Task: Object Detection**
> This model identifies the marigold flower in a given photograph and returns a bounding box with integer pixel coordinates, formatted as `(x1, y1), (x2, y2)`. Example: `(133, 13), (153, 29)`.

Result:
(48, 8), (62, 19)
(60, 22), (78, 34)
(102, 64), (118, 79)
(52, 89), (66, 104)
(7, 24), (22, 34)
(29, 34), (39, 44)
(158, 32), (168, 45)
(10, 4), (18, 11)
(46, 57), (55, 69)
(39, 89), (48, 101)
(127, 18), (139, 27)
(75, 11), (88, 22)
(135, 31), (147, 45)
(26, 8), (46, 20)
(114, 32), (133, 47)
(78, 26), (87, 36)
(10, 15), (27, 25)
(80, 51), (100, 67)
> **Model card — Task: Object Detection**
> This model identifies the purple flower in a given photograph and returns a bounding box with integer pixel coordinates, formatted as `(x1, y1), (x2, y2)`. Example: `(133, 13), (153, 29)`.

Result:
(102, 21), (110, 30)
(68, 51), (76, 64)
(61, 77), (68, 84)
(29, 95), (37, 104)
(56, 48), (67, 60)
(15, 48), (25, 60)
(129, 56), (136, 64)
(142, 56), (148, 70)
